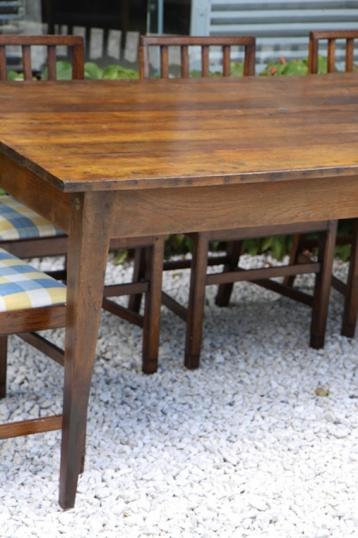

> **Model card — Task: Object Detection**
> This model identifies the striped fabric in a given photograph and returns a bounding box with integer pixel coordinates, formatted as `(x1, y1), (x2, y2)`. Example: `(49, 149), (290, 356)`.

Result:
(0, 249), (66, 312)
(0, 195), (64, 240)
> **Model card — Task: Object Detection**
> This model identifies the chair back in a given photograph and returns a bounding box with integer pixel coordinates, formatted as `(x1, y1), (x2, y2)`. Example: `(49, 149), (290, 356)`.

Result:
(0, 35), (84, 81)
(308, 31), (358, 73)
(139, 35), (256, 79)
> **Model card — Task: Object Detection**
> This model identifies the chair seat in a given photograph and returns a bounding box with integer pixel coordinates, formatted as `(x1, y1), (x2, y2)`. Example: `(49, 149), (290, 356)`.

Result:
(0, 249), (66, 312)
(0, 195), (64, 240)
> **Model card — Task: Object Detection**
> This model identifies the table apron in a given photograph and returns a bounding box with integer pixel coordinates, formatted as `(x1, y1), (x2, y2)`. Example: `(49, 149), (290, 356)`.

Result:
(0, 153), (71, 233)
(1, 154), (358, 239)
(111, 176), (358, 238)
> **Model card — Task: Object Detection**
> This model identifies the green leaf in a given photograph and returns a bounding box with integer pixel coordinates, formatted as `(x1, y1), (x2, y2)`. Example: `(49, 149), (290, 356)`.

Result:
(114, 249), (128, 265)
(281, 60), (308, 76)
(317, 55), (328, 74)
(7, 69), (24, 81)
(230, 62), (243, 77)
(335, 244), (351, 262)
(103, 64), (139, 80)
(42, 61), (72, 81)
(84, 62), (104, 80)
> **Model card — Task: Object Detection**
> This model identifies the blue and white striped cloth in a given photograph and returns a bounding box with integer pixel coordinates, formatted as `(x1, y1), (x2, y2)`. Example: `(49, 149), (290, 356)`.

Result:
(0, 195), (64, 240)
(0, 249), (66, 312)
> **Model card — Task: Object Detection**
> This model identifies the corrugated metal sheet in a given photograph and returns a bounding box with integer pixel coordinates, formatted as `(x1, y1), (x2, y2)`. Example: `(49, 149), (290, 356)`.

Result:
(0, 0), (22, 22)
(191, 0), (358, 70)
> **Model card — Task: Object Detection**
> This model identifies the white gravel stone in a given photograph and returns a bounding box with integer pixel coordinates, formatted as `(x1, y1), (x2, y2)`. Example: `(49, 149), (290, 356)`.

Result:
(0, 255), (357, 536)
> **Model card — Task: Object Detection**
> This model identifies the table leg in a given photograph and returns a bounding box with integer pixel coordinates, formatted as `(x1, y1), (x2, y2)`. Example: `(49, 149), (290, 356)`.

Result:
(184, 233), (209, 369)
(342, 219), (358, 337)
(59, 192), (114, 510)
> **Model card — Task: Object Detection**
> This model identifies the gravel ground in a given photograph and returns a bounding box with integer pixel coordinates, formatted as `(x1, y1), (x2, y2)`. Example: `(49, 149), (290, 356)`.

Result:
(0, 255), (357, 537)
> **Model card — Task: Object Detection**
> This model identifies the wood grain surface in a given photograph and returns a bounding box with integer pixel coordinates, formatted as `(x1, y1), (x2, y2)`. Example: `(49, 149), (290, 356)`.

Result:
(0, 74), (358, 192)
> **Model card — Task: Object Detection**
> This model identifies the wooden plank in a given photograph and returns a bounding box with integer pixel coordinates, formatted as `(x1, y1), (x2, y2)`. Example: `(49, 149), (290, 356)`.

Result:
(0, 415), (62, 439)
(110, 177), (358, 238)
(205, 262), (320, 286)
(1, 75), (358, 192)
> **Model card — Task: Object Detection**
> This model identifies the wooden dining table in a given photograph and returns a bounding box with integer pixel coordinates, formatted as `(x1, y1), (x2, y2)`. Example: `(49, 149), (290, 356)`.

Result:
(0, 73), (358, 508)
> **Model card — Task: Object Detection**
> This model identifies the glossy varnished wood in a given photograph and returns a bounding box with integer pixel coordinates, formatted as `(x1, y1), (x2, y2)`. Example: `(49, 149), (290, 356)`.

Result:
(1, 75), (358, 192)
(1, 74), (358, 507)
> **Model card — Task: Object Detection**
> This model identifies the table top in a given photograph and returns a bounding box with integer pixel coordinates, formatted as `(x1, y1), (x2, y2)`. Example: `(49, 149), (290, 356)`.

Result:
(0, 73), (358, 193)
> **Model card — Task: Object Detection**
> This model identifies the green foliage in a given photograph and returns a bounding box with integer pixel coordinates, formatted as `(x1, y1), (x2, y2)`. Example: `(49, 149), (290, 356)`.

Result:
(41, 60), (72, 80)
(7, 69), (24, 81)
(260, 56), (328, 77)
(230, 62), (244, 77)
(41, 61), (139, 81)
(102, 65), (138, 80)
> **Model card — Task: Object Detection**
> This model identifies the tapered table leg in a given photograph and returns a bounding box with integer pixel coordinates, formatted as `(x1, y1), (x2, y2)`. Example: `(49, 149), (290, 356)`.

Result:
(59, 192), (114, 509)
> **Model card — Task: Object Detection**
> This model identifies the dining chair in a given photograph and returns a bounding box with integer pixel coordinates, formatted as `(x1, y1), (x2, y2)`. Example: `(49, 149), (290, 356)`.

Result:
(285, 30), (358, 339)
(0, 248), (66, 437)
(0, 35), (164, 374)
(132, 34), (338, 370)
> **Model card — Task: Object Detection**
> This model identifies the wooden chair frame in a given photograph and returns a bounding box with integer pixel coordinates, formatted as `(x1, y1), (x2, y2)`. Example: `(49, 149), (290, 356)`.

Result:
(139, 35), (256, 79)
(0, 35), (165, 372)
(287, 30), (358, 337)
(0, 34), (85, 80)
(308, 30), (358, 73)
(130, 34), (339, 369)
(0, 303), (66, 439)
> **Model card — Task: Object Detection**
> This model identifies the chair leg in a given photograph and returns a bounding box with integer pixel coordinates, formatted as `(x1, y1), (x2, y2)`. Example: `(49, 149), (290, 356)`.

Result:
(0, 335), (8, 399)
(128, 248), (146, 313)
(342, 219), (358, 338)
(142, 238), (164, 374)
(283, 233), (301, 287)
(215, 240), (242, 307)
(184, 233), (209, 370)
(310, 221), (337, 349)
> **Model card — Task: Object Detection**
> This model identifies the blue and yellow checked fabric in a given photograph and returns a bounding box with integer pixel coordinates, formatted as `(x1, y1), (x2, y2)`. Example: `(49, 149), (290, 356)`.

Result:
(0, 195), (64, 240)
(0, 249), (66, 312)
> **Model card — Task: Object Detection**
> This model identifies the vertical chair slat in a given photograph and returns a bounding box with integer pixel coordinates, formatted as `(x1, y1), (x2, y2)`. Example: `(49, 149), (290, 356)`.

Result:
(243, 42), (256, 76)
(72, 43), (85, 80)
(181, 45), (190, 78)
(0, 46), (6, 80)
(327, 39), (336, 73)
(22, 45), (32, 80)
(47, 45), (57, 80)
(308, 33), (319, 73)
(160, 45), (169, 79)
(139, 45), (147, 80)
(223, 45), (231, 76)
(346, 38), (354, 72)
(201, 45), (209, 77)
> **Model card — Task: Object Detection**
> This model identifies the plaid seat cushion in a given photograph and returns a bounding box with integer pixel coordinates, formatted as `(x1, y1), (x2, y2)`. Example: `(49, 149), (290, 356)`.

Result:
(0, 249), (66, 312)
(0, 195), (64, 240)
